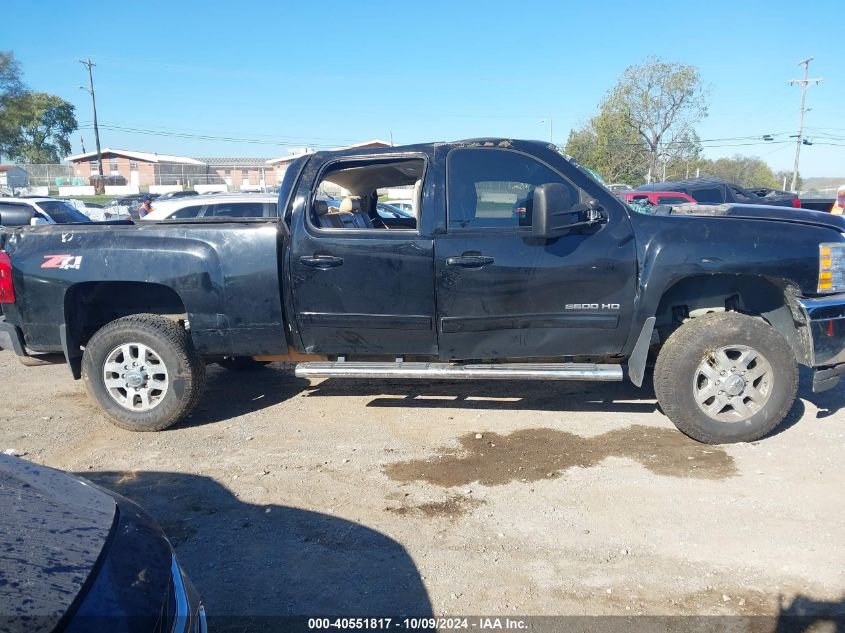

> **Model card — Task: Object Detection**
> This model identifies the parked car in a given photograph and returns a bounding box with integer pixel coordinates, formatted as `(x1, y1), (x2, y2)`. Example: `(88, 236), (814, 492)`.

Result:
(3, 138), (845, 446)
(376, 202), (416, 228)
(382, 199), (414, 214)
(623, 191), (697, 207)
(0, 454), (205, 632)
(637, 178), (801, 208)
(799, 198), (837, 213)
(142, 193), (278, 221)
(102, 194), (144, 220)
(156, 190), (200, 201)
(63, 198), (106, 221)
(608, 183), (634, 194)
(0, 196), (91, 225)
(377, 202), (414, 219)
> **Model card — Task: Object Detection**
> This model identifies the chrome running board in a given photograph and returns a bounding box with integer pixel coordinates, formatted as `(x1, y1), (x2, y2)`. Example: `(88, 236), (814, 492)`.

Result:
(295, 361), (623, 381)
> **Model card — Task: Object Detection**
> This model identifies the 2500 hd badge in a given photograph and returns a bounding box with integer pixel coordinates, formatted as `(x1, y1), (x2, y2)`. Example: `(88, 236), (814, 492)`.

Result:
(565, 303), (621, 310)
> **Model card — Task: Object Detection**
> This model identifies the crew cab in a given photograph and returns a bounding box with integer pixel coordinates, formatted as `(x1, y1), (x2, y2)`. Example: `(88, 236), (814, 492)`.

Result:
(1, 138), (844, 444)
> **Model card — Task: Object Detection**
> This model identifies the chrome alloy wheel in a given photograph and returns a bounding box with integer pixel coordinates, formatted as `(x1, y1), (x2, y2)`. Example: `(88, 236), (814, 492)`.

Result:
(102, 342), (169, 412)
(693, 345), (773, 423)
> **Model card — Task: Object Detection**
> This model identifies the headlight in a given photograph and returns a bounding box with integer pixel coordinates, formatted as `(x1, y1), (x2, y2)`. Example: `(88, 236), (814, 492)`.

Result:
(818, 243), (845, 293)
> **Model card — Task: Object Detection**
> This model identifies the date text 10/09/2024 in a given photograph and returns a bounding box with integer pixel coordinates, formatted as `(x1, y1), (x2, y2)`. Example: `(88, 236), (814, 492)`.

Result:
(307, 618), (528, 630)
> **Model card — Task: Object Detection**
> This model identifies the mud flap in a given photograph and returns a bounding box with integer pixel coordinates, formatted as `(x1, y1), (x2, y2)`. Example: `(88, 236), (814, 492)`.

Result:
(626, 317), (656, 388)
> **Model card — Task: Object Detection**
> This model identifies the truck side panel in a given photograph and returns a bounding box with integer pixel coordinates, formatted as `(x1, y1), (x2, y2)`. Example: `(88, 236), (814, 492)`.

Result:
(3, 222), (287, 356)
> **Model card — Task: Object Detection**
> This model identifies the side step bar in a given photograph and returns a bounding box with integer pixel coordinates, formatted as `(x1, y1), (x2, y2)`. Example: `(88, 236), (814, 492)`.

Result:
(295, 361), (624, 381)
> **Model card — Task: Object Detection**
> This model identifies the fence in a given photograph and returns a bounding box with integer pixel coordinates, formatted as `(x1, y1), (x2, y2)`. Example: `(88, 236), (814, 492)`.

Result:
(153, 164), (277, 190)
(7, 164), (74, 190)
(6, 162), (280, 195)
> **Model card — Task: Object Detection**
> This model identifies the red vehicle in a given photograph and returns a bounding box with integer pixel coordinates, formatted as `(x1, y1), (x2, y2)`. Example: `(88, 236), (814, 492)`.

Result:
(623, 191), (697, 206)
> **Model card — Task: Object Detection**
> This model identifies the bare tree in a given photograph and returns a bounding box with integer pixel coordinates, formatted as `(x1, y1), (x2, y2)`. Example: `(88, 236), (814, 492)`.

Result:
(608, 57), (708, 182)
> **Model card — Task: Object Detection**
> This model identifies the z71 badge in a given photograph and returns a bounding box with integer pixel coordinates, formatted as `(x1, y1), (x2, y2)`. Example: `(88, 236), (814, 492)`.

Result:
(41, 254), (83, 270)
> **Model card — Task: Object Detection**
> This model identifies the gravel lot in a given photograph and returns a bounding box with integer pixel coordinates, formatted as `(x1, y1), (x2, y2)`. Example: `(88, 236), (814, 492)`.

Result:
(2, 349), (844, 628)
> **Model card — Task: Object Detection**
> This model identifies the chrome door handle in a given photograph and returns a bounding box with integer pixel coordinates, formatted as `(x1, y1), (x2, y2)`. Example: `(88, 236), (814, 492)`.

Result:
(300, 255), (344, 268)
(446, 255), (495, 268)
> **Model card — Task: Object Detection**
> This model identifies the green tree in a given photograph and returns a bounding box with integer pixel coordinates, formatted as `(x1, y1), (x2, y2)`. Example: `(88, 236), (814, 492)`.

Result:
(774, 169), (802, 191)
(565, 57), (707, 184)
(0, 51), (78, 163)
(565, 95), (649, 184)
(3, 92), (78, 163)
(0, 51), (24, 101)
(0, 51), (26, 158)
(610, 57), (708, 181)
(697, 155), (780, 189)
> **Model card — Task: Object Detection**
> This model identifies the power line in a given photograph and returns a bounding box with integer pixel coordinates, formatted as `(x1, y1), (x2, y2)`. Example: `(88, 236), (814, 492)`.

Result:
(76, 121), (794, 151)
(91, 120), (366, 145)
(77, 124), (343, 148)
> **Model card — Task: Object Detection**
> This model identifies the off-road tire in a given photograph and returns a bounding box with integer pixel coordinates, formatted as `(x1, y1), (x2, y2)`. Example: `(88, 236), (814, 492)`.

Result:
(217, 357), (271, 371)
(654, 312), (798, 444)
(82, 314), (206, 431)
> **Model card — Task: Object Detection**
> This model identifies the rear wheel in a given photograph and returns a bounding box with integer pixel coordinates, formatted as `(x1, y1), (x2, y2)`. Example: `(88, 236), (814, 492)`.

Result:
(82, 314), (206, 431)
(654, 312), (798, 444)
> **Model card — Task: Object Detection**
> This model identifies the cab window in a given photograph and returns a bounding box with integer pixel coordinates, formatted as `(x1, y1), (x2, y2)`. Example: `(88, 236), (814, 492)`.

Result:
(309, 157), (424, 231)
(690, 187), (723, 204)
(446, 148), (585, 230)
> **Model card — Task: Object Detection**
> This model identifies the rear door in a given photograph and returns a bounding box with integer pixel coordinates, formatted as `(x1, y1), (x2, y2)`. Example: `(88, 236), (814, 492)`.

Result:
(434, 146), (638, 360)
(289, 153), (437, 356)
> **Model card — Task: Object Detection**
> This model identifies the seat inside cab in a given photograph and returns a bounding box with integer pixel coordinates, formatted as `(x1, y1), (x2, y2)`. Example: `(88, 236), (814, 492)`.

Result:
(310, 158), (424, 230)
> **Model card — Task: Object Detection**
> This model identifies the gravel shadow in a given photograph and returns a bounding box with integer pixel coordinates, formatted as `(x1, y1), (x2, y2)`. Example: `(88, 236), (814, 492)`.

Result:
(81, 470), (432, 629)
(174, 364), (311, 429)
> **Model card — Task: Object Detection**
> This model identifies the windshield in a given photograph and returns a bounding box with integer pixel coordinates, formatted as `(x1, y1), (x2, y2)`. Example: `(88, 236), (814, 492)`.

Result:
(35, 201), (90, 223)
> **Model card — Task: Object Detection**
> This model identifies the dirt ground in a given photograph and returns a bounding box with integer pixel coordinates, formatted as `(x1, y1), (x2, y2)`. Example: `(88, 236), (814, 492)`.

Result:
(1, 349), (844, 628)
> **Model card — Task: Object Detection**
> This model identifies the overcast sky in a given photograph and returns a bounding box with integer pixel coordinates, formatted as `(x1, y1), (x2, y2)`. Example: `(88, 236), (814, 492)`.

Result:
(5, 0), (844, 176)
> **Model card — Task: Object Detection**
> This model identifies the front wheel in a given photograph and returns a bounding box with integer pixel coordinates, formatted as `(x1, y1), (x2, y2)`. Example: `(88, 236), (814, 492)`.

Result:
(654, 312), (798, 444)
(82, 314), (206, 431)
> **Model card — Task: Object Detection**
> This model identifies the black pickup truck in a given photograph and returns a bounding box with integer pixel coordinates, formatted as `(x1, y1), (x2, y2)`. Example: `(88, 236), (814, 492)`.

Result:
(2, 138), (845, 444)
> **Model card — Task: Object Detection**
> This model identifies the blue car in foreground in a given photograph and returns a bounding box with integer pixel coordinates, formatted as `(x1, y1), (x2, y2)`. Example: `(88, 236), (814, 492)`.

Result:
(0, 455), (205, 633)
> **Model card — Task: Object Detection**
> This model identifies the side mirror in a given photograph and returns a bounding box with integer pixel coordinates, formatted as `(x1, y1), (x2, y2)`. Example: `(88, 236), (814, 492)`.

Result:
(31, 216), (49, 226)
(532, 183), (576, 238)
(0, 208), (36, 227)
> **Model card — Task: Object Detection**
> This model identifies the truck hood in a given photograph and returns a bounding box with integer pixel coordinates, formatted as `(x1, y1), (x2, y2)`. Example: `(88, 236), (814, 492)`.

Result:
(669, 203), (845, 232)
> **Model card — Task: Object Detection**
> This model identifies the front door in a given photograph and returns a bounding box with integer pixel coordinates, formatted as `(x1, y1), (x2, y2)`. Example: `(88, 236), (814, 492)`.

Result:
(434, 146), (638, 360)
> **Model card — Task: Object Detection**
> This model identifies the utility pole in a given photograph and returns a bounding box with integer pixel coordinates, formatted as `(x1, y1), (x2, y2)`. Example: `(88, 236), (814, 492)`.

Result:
(788, 57), (822, 193)
(79, 58), (104, 193)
